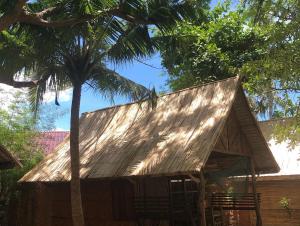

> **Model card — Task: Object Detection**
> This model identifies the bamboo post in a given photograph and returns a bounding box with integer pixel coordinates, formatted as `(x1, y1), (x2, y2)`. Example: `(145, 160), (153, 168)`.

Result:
(168, 178), (174, 226)
(250, 158), (262, 226)
(198, 172), (207, 226)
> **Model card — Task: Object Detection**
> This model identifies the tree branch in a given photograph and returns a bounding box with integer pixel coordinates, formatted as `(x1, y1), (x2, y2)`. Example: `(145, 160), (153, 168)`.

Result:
(0, 1), (155, 32)
(0, 0), (97, 31)
(0, 72), (51, 88)
(35, 6), (57, 17)
(271, 87), (300, 92)
(21, 7), (154, 28)
(0, 0), (27, 31)
(134, 57), (163, 69)
(19, 12), (96, 28)
(12, 80), (39, 88)
(0, 76), (38, 88)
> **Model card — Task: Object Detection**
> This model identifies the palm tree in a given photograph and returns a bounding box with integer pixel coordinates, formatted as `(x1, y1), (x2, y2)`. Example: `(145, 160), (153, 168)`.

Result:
(2, 1), (196, 226)
(27, 15), (162, 226)
(29, 33), (151, 226)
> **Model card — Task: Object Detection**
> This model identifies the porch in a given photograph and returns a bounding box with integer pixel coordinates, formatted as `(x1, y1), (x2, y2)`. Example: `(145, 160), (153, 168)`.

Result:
(131, 153), (262, 226)
(133, 178), (261, 226)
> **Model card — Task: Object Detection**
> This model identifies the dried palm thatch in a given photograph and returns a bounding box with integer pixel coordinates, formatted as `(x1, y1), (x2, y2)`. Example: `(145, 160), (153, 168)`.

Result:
(20, 76), (279, 182)
(0, 145), (22, 169)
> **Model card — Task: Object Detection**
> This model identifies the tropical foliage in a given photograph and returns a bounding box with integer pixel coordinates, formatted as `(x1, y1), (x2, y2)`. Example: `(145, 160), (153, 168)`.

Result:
(0, 91), (43, 224)
(5, 2), (197, 225)
(0, 0), (196, 87)
(159, 1), (300, 143)
(159, 3), (267, 91)
(242, 0), (300, 142)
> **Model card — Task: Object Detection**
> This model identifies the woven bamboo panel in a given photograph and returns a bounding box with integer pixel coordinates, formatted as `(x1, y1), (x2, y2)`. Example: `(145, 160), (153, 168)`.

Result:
(234, 180), (300, 226)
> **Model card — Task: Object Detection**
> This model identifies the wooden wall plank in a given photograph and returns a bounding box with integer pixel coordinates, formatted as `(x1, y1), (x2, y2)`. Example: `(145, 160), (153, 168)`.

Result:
(214, 110), (251, 157)
(237, 180), (300, 226)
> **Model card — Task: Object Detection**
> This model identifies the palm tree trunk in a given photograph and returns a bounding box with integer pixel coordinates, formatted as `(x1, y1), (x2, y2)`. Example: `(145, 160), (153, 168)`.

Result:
(70, 83), (85, 226)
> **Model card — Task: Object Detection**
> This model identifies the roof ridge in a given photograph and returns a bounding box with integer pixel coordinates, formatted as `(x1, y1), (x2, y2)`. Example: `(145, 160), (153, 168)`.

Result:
(82, 76), (239, 116)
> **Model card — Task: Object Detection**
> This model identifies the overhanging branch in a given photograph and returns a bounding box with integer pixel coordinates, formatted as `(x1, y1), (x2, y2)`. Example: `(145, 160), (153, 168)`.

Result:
(0, 72), (51, 88)
(35, 6), (57, 17)
(19, 12), (97, 28)
(12, 80), (39, 88)
(0, 77), (38, 88)
(0, 1), (155, 32)
(0, 0), (27, 31)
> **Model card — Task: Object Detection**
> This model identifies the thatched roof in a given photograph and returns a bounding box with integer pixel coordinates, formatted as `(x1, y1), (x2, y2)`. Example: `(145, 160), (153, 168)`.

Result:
(0, 145), (22, 169)
(20, 76), (279, 182)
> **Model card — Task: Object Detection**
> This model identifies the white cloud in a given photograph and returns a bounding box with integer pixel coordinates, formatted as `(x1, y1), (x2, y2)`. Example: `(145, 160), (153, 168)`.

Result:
(42, 88), (73, 103)
(0, 84), (27, 109)
(0, 83), (27, 96)
(54, 127), (68, 131)
(0, 84), (73, 109)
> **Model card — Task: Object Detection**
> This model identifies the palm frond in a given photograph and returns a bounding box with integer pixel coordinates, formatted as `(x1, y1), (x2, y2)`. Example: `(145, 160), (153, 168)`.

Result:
(28, 64), (72, 114)
(107, 24), (158, 64)
(88, 66), (150, 102)
(145, 0), (197, 32)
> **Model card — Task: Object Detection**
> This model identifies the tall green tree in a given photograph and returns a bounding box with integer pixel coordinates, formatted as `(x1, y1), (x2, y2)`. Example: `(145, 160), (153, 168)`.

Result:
(160, 0), (300, 143)
(242, 0), (300, 142)
(159, 3), (267, 90)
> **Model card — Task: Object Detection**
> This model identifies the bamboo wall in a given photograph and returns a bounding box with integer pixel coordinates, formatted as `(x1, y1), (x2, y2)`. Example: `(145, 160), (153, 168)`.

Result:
(18, 177), (300, 226)
(17, 180), (134, 226)
(17, 178), (169, 226)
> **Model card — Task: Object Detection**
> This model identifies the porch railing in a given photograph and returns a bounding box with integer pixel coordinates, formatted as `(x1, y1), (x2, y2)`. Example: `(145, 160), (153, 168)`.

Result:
(133, 192), (261, 222)
(209, 193), (261, 210)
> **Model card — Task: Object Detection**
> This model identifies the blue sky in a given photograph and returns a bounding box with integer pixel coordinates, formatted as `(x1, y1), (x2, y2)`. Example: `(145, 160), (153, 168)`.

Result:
(53, 54), (168, 130)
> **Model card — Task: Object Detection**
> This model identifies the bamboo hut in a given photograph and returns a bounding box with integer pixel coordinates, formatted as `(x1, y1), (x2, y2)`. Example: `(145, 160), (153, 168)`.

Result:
(18, 76), (279, 226)
(0, 145), (21, 169)
(234, 119), (300, 226)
